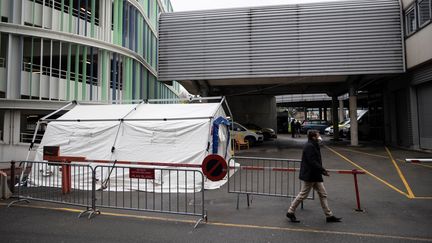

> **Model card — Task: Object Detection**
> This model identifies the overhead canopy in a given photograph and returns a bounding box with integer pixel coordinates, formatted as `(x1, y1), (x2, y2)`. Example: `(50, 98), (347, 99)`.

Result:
(31, 101), (233, 192)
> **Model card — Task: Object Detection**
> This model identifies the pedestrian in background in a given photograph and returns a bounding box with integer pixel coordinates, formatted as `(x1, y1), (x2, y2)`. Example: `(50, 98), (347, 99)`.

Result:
(295, 120), (302, 137)
(286, 130), (342, 223)
(291, 119), (296, 138)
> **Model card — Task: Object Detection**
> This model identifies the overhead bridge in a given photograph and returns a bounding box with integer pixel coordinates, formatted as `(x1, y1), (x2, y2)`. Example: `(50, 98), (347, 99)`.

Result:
(158, 0), (405, 145)
(158, 0), (404, 96)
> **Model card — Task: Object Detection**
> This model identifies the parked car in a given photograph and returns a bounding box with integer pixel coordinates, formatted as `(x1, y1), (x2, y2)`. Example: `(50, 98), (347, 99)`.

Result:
(244, 123), (277, 140)
(342, 110), (369, 139)
(229, 122), (264, 145)
(324, 119), (350, 136)
(301, 120), (331, 134)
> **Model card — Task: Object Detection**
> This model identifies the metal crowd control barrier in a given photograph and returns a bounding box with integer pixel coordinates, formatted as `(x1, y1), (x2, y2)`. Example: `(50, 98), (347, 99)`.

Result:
(93, 164), (207, 228)
(7, 161), (98, 218)
(228, 156), (315, 209)
(228, 156), (366, 212)
(4, 161), (207, 227)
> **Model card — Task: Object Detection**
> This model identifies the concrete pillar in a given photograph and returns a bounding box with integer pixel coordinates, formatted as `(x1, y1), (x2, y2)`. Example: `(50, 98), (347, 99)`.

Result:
(6, 35), (22, 99)
(319, 107), (323, 120)
(332, 96), (340, 140)
(10, 0), (22, 24)
(349, 86), (359, 146)
(339, 99), (344, 121)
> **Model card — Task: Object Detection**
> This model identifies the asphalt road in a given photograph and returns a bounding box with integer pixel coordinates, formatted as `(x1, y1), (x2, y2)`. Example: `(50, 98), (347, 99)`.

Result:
(1, 134), (431, 243)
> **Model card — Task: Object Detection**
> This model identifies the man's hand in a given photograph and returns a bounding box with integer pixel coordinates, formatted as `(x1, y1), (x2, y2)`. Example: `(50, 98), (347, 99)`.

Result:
(323, 169), (330, 176)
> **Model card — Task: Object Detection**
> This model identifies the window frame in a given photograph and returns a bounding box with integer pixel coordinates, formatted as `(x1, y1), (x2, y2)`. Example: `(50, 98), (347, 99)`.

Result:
(417, 0), (432, 28)
(405, 5), (417, 36)
(405, 0), (432, 37)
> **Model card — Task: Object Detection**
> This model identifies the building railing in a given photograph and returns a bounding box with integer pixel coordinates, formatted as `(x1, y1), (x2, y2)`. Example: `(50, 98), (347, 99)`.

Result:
(22, 62), (98, 85)
(20, 133), (44, 144)
(35, 0), (100, 26)
(0, 57), (5, 68)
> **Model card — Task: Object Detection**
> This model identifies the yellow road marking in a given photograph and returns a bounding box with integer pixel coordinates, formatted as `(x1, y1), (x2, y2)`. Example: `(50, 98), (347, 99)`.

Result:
(340, 147), (432, 169)
(1, 203), (432, 242)
(325, 146), (410, 198)
(340, 148), (389, 159)
(385, 147), (415, 199)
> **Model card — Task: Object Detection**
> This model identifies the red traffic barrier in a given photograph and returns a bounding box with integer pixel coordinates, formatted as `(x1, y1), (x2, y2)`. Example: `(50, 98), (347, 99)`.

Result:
(405, 158), (432, 163)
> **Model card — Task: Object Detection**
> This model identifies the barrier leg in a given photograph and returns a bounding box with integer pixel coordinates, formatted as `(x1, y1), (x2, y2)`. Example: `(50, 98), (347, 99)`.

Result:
(353, 171), (364, 212)
(236, 194), (240, 209)
(7, 168), (30, 207)
(193, 214), (206, 229)
(78, 168), (100, 219)
(247, 194), (250, 207)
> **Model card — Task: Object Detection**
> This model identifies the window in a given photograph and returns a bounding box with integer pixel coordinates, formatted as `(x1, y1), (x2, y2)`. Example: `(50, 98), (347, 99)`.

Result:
(418, 0), (431, 27)
(19, 113), (45, 144)
(406, 6), (417, 35)
(0, 32), (7, 68)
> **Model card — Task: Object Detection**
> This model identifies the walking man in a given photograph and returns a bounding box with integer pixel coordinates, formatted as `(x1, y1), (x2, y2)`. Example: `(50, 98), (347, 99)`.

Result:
(291, 119), (296, 138)
(286, 130), (342, 223)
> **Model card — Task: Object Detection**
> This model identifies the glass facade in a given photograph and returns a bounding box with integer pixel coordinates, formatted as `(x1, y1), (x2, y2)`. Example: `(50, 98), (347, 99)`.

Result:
(0, 0), (182, 103)
(0, 0), (184, 147)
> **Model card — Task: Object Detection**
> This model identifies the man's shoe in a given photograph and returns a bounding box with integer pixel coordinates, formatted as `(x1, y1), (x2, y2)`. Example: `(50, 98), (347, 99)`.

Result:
(286, 212), (300, 223)
(326, 216), (342, 223)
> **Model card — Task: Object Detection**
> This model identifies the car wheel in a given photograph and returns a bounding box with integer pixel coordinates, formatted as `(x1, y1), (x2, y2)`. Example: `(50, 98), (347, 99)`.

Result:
(245, 136), (256, 146)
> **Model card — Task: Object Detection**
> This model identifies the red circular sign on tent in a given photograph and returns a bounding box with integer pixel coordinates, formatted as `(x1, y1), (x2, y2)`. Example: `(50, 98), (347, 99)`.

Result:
(201, 154), (228, 181)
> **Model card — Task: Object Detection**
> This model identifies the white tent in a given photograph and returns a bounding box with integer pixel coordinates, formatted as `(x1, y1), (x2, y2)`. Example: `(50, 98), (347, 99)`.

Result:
(30, 99), (234, 192)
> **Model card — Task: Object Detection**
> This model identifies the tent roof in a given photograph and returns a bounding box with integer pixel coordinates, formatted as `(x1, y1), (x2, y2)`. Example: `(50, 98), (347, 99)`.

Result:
(58, 103), (222, 121)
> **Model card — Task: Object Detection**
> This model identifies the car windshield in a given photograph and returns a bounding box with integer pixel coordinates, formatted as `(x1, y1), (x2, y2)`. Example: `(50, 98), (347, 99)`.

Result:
(245, 124), (262, 130)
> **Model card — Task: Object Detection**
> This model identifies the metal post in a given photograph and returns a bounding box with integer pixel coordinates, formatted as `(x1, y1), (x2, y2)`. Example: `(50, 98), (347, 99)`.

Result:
(353, 170), (364, 212)
(10, 161), (15, 193)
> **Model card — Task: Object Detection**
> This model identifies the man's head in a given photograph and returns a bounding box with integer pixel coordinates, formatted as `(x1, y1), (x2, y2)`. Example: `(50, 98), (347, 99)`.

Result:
(307, 130), (321, 142)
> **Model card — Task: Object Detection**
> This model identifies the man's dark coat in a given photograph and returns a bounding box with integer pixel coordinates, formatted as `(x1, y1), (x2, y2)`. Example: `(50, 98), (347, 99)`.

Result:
(299, 140), (326, 182)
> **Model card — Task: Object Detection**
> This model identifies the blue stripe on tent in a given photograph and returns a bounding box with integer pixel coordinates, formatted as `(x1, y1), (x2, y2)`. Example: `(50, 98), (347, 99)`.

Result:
(212, 116), (231, 157)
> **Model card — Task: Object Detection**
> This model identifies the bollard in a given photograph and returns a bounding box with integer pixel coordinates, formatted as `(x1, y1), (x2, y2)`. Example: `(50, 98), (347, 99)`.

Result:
(352, 169), (364, 212)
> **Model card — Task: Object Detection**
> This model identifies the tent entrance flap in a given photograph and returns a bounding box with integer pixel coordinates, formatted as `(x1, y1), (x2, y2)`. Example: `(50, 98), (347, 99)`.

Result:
(212, 116), (231, 157)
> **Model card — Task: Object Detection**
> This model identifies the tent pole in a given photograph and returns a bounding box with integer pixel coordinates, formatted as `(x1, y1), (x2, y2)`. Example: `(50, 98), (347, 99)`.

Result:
(223, 97), (235, 156)
(43, 117), (214, 122)
(20, 100), (77, 185)
(103, 101), (145, 187)
(40, 101), (77, 121)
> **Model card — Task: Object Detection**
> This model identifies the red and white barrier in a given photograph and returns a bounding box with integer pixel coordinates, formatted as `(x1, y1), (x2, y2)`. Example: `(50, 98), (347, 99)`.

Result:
(405, 158), (432, 163)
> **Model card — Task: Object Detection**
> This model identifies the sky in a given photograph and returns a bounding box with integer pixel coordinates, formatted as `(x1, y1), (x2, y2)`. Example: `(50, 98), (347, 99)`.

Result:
(170, 0), (346, 12)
